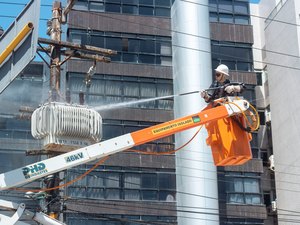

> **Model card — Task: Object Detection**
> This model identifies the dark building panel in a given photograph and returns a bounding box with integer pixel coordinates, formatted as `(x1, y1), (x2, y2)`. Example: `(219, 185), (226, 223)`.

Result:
(230, 71), (257, 85)
(225, 205), (267, 219)
(64, 1), (266, 224)
(99, 108), (173, 123)
(67, 60), (172, 79)
(223, 159), (264, 173)
(210, 22), (254, 44)
(102, 152), (175, 169)
(66, 199), (176, 216)
(68, 11), (171, 36)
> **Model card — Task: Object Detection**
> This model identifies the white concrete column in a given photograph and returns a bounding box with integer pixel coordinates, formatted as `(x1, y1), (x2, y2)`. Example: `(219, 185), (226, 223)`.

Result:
(171, 0), (219, 224)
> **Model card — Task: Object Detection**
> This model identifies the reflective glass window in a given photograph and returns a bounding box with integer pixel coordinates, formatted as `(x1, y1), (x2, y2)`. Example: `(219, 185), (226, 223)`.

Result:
(105, 3), (121, 12)
(141, 173), (157, 188)
(122, 4), (138, 14)
(235, 15), (249, 25)
(106, 37), (122, 51)
(90, 1), (104, 12)
(139, 54), (155, 64)
(139, 6), (154, 15)
(123, 53), (138, 62)
(219, 13), (234, 23)
(225, 172), (262, 205)
(219, 0), (233, 13)
(209, 0), (217, 12)
(139, 0), (153, 6)
(142, 190), (157, 200)
(140, 40), (155, 53)
(234, 2), (249, 14)
(155, 7), (170, 17)
(122, 0), (138, 3)
(90, 35), (104, 48)
(155, 0), (170, 7)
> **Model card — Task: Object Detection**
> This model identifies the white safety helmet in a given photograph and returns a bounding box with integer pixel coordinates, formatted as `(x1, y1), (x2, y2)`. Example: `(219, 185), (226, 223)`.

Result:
(215, 64), (229, 76)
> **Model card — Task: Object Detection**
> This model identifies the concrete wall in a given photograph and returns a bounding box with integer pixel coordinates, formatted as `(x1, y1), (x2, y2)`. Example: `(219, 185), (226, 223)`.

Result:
(256, 0), (300, 224)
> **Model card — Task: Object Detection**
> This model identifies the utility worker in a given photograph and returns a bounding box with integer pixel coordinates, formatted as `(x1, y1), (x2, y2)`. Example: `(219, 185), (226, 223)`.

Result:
(201, 64), (244, 103)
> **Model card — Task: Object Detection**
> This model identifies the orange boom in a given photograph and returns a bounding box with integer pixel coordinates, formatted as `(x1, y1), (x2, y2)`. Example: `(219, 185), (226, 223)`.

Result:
(131, 97), (255, 166)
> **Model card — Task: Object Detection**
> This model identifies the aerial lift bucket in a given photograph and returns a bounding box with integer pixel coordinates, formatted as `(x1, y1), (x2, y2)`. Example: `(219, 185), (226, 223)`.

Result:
(205, 105), (252, 166)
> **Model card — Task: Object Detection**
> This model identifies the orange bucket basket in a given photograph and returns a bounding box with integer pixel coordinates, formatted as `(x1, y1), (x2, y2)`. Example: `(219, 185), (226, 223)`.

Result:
(205, 113), (252, 166)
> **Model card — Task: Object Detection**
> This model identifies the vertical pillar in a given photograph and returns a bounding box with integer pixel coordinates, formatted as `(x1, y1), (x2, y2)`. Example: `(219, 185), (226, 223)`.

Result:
(47, 1), (62, 219)
(171, 1), (219, 224)
(50, 1), (62, 101)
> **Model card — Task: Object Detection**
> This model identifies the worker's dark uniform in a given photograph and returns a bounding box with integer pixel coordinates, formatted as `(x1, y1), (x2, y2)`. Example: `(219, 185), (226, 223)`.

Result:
(205, 79), (230, 103)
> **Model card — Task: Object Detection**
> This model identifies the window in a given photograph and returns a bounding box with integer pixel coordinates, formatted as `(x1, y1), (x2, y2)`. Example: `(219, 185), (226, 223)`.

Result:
(258, 111), (265, 125)
(209, 0), (250, 25)
(66, 214), (177, 225)
(67, 166), (176, 202)
(221, 218), (264, 225)
(105, 3), (121, 13)
(234, 1), (249, 14)
(122, 4), (138, 14)
(139, 6), (153, 15)
(74, 0), (172, 18)
(219, 0), (233, 14)
(211, 41), (253, 72)
(155, 0), (171, 7)
(67, 73), (173, 110)
(90, 1), (104, 12)
(225, 172), (262, 205)
(69, 29), (172, 66)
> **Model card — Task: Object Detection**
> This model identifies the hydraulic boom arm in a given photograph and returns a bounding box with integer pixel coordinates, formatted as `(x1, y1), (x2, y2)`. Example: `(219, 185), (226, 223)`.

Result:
(0, 98), (249, 191)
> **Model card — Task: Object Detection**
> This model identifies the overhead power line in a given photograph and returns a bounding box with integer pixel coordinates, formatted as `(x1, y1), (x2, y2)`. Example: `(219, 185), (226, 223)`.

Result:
(0, 1), (52, 7)
(180, 0), (300, 28)
(1, 3), (300, 71)
(67, 9), (300, 72)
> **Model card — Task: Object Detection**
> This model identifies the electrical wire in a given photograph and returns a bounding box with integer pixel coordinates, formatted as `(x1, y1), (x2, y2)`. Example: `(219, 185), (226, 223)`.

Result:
(1, 0), (300, 221)
(62, 10), (300, 73)
(0, 1), (52, 7)
(0, 128), (298, 188)
(3, 187), (300, 225)
(7, 124), (203, 193)
(65, 197), (260, 219)
(62, 207), (300, 224)
(67, 208), (179, 225)
(126, 126), (202, 155)
(180, 0), (299, 29)
(225, 98), (260, 132)
(65, 162), (300, 190)
(1, 151), (299, 221)
(1, 121), (300, 190)
(1, 98), (282, 207)
(66, 198), (300, 224)
(0, 188), (274, 223)
(66, 6), (300, 67)
(0, 0), (298, 30)
(1, 1), (300, 71)
(64, 198), (272, 222)
(8, 156), (109, 193)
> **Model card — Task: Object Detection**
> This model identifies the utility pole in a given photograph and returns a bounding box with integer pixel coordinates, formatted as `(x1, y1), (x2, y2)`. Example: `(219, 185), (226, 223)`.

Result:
(45, 2), (62, 218)
(50, 1), (62, 101)
(35, 0), (116, 221)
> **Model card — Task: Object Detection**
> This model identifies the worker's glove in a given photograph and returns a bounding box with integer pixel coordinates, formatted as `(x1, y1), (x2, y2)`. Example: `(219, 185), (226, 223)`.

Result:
(200, 90), (208, 99)
(225, 85), (241, 94)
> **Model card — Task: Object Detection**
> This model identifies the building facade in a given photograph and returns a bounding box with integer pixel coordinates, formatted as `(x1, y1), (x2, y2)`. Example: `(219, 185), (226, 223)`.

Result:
(0, 0), (274, 224)
(0, 62), (44, 224)
(64, 0), (267, 225)
(251, 0), (300, 225)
